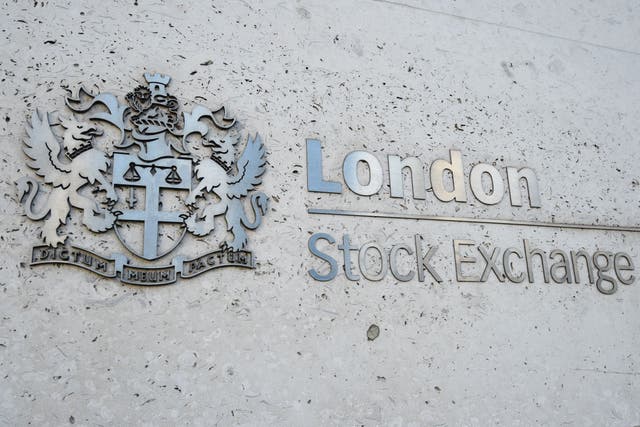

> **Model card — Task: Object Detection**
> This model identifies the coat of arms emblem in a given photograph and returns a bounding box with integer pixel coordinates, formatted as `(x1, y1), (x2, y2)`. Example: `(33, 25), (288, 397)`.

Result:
(16, 73), (268, 285)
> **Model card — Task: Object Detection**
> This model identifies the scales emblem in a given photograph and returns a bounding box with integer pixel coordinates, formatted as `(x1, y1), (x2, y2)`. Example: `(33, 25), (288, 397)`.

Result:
(16, 73), (268, 285)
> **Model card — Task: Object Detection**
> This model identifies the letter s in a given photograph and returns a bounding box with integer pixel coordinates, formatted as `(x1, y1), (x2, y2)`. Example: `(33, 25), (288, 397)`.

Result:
(308, 233), (338, 281)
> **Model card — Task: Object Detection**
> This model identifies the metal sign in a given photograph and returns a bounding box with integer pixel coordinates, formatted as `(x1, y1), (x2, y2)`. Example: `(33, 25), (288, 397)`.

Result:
(303, 139), (638, 295)
(17, 73), (268, 285)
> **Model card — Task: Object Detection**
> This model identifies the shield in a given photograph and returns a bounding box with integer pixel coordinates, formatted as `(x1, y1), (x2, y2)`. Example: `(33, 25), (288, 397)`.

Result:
(112, 152), (192, 260)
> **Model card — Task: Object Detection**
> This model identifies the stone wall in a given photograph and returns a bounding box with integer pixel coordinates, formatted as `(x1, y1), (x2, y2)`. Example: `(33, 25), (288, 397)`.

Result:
(1, 1), (638, 425)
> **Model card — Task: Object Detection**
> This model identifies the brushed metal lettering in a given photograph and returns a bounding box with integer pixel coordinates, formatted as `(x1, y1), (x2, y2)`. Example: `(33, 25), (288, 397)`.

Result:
(507, 167), (541, 208)
(388, 155), (426, 200)
(389, 243), (415, 282)
(453, 239), (480, 282)
(470, 163), (504, 205)
(614, 252), (635, 285)
(570, 250), (595, 284)
(503, 247), (525, 283)
(306, 139), (342, 193)
(343, 151), (383, 196)
(308, 233), (338, 281)
(338, 234), (360, 281)
(593, 251), (616, 295)
(430, 149), (467, 202)
(478, 245), (506, 282)
(415, 235), (442, 282)
(358, 241), (388, 281)
(549, 249), (573, 283)
(523, 239), (550, 283)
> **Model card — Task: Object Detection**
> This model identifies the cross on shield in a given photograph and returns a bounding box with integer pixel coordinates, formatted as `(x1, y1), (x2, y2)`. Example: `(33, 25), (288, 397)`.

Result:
(112, 153), (191, 260)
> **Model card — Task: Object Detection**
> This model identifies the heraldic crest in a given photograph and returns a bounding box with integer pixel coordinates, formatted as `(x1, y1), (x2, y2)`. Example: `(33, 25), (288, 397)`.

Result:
(16, 73), (268, 285)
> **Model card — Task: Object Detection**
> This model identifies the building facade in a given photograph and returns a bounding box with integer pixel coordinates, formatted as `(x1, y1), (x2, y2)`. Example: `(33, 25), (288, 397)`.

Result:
(1, 1), (639, 425)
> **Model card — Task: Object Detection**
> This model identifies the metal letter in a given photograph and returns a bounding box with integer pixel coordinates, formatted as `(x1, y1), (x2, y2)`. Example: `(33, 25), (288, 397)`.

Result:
(358, 241), (388, 281)
(507, 167), (541, 208)
(570, 250), (595, 284)
(338, 234), (360, 281)
(453, 239), (480, 282)
(306, 139), (342, 193)
(343, 151), (383, 196)
(549, 249), (573, 283)
(523, 239), (550, 283)
(593, 251), (617, 295)
(470, 163), (505, 205)
(503, 247), (525, 283)
(479, 245), (505, 282)
(430, 150), (467, 202)
(614, 252), (635, 285)
(389, 243), (415, 282)
(308, 233), (338, 281)
(388, 155), (426, 200)
(415, 235), (443, 282)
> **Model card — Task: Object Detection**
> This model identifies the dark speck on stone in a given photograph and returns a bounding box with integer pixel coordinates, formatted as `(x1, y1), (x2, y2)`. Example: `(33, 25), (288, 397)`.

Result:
(69, 415), (75, 424)
(367, 324), (380, 341)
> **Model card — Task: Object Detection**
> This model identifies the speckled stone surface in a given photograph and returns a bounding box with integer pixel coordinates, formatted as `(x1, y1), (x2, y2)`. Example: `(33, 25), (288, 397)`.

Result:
(1, 1), (639, 426)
